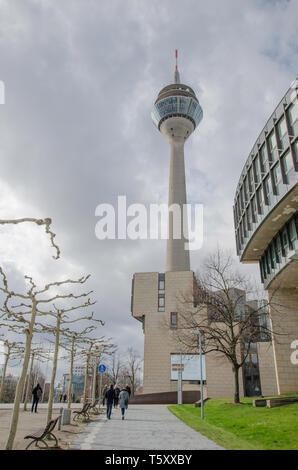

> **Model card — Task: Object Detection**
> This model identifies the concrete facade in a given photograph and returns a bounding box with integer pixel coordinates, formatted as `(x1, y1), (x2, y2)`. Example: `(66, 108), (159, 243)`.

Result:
(257, 342), (278, 397)
(268, 288), (298, 394)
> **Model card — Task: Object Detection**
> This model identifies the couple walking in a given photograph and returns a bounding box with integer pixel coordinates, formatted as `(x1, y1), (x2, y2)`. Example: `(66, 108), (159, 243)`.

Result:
(104, 384), (131, 420)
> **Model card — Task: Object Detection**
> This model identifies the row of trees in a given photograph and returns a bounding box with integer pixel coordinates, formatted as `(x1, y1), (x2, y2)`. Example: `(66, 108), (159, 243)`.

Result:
(0, 217), (115, 449)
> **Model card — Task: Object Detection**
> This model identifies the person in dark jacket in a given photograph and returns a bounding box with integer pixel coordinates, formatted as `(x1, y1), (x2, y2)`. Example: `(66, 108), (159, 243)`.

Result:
(31, 383), (42, 413)
(104, 384), (115, 419)
(113, 386), (120, 408)
(125, 384), (131, 397)
(119, 388), (129, 420)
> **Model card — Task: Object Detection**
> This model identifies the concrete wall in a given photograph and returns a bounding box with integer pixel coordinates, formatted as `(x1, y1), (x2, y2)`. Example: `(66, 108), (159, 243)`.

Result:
(205, 347), (244, 399)
(257, 342), (278, 396)
(269, 287), (298, 394)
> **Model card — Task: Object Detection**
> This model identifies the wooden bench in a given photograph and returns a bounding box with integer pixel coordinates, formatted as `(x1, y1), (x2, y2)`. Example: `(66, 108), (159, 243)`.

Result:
(24, 416), (59, 450)
(73, 402), (91, 421)
(89, 399), (100, 414)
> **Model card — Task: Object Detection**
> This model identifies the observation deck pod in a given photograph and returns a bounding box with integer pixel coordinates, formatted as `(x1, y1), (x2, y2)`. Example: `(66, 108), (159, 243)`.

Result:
(151, 83), (203, 131)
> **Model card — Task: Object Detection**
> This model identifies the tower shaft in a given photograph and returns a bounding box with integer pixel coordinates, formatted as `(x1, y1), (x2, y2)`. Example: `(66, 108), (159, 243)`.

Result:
(166, 138), (190, 272)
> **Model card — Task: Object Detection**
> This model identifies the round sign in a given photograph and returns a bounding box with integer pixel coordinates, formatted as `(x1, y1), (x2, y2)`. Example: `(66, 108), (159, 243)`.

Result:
(98, 364), (106, 373)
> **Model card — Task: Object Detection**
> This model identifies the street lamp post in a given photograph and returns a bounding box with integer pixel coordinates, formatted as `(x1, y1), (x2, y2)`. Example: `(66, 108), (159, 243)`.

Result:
(175, 348), (183, 405)
(191, 330), (204, 419)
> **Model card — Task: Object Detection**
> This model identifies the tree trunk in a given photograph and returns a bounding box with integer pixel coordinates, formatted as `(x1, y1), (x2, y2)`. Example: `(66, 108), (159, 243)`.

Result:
(47, 314), (61, 423)
(83, 351), (91, 404)
(5, 301), (37, 450)
(233, 366), (240, 404)
(23, 352), (35, 411)
(67, 336), (75, 409)
(0, 350), (10, 402)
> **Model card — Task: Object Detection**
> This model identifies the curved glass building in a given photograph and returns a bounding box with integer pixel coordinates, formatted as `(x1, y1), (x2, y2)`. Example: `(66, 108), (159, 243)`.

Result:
(233, 78), (298, 394)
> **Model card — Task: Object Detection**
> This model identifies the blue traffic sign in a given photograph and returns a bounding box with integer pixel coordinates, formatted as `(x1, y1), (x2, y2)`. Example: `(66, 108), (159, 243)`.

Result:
(98, 364), (106, 373)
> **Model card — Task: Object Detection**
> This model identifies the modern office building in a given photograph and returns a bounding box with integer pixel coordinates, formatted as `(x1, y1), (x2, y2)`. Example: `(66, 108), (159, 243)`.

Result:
(131, 54), (277, 398)
(233, 78), (298, 394)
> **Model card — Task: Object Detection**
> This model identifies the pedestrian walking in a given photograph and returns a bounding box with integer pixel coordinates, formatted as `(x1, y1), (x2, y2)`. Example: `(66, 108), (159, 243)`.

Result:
(63, 393), (67, 403)
(114, 386), (120, 408)
(104, 384), (115, 420)
(119, 387), (129, 420)
(31, 383), (42, 413)
(125, 384), (131, 397)
(59, 394), (62, 403)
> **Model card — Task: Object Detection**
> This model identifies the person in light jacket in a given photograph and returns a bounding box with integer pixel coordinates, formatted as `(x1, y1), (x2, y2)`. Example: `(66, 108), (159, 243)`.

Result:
(119, 388), (129, 420)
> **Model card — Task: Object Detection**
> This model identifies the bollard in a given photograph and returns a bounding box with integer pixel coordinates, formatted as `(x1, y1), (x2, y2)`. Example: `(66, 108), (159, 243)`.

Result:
(62, 408), (71, 425)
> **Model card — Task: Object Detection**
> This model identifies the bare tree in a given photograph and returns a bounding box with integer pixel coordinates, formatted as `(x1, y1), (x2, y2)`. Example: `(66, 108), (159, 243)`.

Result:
(171, 249), (281, 404)
(122, 347), (142, 396)
(0, 217), (60, 259)
(62, 326), (101, 409)
(0, 340), (25, 402)
(107, 351), (123, 386)
(80, 339), (115, 404)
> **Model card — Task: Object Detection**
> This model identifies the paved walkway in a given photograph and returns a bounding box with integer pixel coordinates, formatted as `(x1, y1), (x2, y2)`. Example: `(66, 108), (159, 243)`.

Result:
(70, 405), (224, 450)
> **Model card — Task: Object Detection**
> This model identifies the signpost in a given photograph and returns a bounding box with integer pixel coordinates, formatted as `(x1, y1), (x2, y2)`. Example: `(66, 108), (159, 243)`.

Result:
(98, 364), (106, 403)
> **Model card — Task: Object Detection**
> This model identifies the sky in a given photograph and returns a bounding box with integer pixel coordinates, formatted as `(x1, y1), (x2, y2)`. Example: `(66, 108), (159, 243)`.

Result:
(0, 0), (297, 381)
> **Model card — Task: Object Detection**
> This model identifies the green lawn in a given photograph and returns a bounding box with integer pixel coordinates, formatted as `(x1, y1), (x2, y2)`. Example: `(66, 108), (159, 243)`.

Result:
(168, 396), (298, 450)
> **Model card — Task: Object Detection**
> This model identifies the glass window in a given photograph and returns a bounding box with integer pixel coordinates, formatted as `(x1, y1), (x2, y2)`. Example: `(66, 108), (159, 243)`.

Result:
(281, 150), (293, 184)
(251, 196), (257, 223)
(243, 178), (248, 201)
(268, 131), (277, 152)
(259, 145), (268, 173)
(253, 157), (260, 183)
(289, 219), (297, 242)
(264, 176), (272, 205)
(257, 187), (264, 215)
(287, 103), (298, 127)
(272, 162), (282, 194)
(292, 141), (298, 167)
(240, 188), (244, 210)
(170, 312), (177, 328)
(159, 280), (165, 290)
(277, 116), (287, 140)
(248, 167), (253, 192)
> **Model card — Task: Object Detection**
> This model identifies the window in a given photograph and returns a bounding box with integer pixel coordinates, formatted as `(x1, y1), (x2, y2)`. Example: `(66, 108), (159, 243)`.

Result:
(246, 209), (251, 232)
(158, 295), (165, 311)
(268, 131), (277, 162)
(170, 312), (177, 328)
(287, 103), (298, 128)
(268, 131), (277, 152)
(253, 157), (260, 183)
(243, 178), (248, 202)
(293, 141), (298, 168)
(277, 116), (287, 144)
(248, 167), (253, 192)
(259, 145), (268, 173)
(264, 175), (272, 205)
(251, 196), (257, 223)
(281, 150), (293, 184)
(272, 162), (282, 195)
(257, 187), (264, 215)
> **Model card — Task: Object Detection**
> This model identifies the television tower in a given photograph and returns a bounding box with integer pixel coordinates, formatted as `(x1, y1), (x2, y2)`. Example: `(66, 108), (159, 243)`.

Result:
(151, 50), (203, 272)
